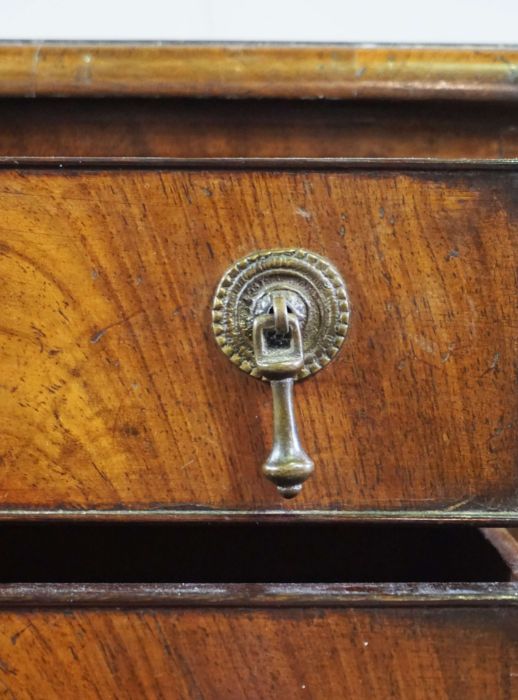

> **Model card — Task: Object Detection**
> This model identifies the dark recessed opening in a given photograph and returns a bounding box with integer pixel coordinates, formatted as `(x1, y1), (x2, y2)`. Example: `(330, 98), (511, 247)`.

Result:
(0, 524), (509, 583)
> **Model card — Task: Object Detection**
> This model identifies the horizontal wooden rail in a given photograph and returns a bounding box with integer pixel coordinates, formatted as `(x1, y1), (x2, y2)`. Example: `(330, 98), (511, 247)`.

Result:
(0, 43), (517, 99)
(0, 583), (516, 607)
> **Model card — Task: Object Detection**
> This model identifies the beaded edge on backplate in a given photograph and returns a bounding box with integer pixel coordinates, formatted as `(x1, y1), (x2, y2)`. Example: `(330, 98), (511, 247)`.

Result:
(212, 248), (350, 381)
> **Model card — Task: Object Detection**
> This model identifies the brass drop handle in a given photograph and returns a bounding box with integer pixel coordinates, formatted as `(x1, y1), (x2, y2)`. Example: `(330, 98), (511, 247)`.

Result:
(212, 248), (350, 499)
(253, 294), (314, 498)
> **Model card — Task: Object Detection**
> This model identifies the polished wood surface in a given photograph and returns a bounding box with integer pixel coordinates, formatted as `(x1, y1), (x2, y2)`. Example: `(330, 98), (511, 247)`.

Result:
(0, 43), (517, 100)
(0, 602), (514, 698)
(1, 99), (517, 159)
(0, 163), (517, 516)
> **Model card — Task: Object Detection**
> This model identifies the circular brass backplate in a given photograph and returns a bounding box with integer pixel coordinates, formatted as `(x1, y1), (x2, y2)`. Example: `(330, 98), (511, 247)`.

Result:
(212, 249), (350, 380)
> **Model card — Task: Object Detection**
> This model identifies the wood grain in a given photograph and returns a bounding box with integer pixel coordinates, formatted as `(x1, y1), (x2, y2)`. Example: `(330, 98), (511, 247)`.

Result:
(0, 43), (517, 100)
(0, 604), (514, 699)
(1, 99), (517, 159)
(0, 165), (517, 515)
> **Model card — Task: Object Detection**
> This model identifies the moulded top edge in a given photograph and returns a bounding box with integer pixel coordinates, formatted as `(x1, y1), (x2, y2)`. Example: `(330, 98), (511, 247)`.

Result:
(0, 43), (517, 100)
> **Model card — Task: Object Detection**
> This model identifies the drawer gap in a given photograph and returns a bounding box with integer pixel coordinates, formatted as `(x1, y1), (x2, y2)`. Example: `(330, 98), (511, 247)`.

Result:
(0, 523), (511, 583)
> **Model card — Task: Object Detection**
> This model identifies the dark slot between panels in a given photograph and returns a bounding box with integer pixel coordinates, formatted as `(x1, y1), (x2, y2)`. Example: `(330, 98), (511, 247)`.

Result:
(0, 524), (510, 583)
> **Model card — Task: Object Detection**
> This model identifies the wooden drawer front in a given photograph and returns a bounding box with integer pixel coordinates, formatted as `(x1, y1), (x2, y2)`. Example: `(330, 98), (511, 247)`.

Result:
(0, 604), (514, 699)
(1, 166), (517, 516)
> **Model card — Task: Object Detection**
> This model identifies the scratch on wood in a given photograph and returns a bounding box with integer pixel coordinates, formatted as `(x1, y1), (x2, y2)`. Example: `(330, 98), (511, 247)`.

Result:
(445, 497), (476, 511)
(295, 207), (311, 220)
(90, 310), (143, 344)
(480, 352), (500, 378)
(29, 45), (42, 98)
(10, 625), (30, 646)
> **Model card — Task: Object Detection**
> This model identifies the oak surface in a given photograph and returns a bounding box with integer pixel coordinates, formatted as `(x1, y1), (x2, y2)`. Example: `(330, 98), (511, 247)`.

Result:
(0, 604), (515, 699)
(1, 166), (517, 515)
(0, 43), (517, 100)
